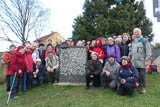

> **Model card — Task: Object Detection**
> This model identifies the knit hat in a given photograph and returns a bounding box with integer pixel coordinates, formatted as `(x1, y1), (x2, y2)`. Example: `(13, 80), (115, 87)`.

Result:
(9, 45), (16, 49)
(121, 56), (130, 62)
(16, 46), (24, 51)
(108, 37), (114, 41)
(91, 52), (99, 57)
(36, 58), (41, 62)
(47, 50), (53, 54)
(108, 55), (115, 58)
(39, 43), (44, 47)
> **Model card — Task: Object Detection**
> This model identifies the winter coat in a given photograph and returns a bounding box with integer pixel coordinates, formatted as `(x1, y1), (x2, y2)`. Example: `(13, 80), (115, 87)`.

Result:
(33, 64), (46, 77)
(119, 41), (130, 57)
(45, 55), (59, 71)
(25, 50), (34, 73)
(117, 66), (139, 85)
(103, 61), (120, 80)
(129, 36), (152, 68)
(105, 45), (121, 63)
(86, 59), (103, 75)
(10, 51), (26, 77)
(32, 49), (39, 64)
(88, 37), (107, 60)
(3, 51), (13, 75)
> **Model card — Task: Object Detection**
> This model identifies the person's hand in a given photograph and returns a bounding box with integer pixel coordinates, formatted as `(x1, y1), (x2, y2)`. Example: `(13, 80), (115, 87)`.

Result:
(50, 68), (54, 72)
(121, 79), (126, 84)
(144, 60), (151, 66)
(106, 71), (110, 77)
(27, 70), (30, 73)
(34, 74), (37, 78)
(18, 70), (22, 74)
(90, 75), (94, 78)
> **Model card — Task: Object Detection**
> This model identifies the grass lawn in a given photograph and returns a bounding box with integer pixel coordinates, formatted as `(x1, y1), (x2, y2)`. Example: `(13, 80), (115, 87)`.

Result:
(0, 74), (160, 107)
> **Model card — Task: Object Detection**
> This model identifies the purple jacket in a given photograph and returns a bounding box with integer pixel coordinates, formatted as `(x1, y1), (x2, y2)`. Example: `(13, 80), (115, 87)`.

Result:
(105, 45), (121, 63)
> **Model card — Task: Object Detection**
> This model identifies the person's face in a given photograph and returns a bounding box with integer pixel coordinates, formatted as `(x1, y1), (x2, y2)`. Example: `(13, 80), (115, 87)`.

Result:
(122, 59), (128, 65)
(96, 40), (100, 44)
(57, 40), (62, 45)
(48, 40), (52, 44)
(87, 41), (91, 45)
(92, 54), (98, 61)
(47, 46), (52, 50)
(40, 46), (44, 50)
(108, 40), (114, 45)
(123, 35), (129, 42)
(19, 48), (25, 54)
(25, 42), (30, 46)
(91, 41), (96, 46)
(48, 53), (53, 58)
(109, 57), (115, 63)
(118, 35), (122, 40)
(134, 30), (141, 38)
(32, 45), (37, 50)
(10, 47), (16, 52)
(36, 61), (41, 66)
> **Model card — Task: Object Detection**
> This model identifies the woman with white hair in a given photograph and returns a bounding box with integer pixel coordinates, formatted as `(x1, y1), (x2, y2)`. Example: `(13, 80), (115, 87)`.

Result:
(85, 52), (103, 90)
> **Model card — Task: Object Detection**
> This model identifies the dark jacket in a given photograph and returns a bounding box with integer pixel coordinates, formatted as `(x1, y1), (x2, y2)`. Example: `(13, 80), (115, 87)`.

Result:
(86, 59), (103, 75)
(38, 49), (46, 65)
(119, 41), (130, 57)
(117, 66), (139, 84)
(33, 64), (46, 77)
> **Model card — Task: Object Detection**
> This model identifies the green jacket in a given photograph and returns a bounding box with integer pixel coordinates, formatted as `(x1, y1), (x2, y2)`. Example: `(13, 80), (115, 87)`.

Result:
(129, 36), (152, 68)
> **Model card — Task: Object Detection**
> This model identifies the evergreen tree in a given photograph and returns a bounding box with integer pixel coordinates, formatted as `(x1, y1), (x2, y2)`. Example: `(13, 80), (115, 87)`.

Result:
(72, 0), (153, 41)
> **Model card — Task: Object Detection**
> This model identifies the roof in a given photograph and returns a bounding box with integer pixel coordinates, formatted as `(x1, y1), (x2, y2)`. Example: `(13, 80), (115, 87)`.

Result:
(36, 32), (56, 42)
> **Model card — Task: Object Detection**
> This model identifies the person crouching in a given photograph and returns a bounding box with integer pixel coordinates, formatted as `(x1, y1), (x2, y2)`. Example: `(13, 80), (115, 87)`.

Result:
(100, 55), (120, 90)
(85, 52), (103, 90)
(33, 59), (46, 86)
(117, 56), (139, 98)
(45, 50), (59, 84)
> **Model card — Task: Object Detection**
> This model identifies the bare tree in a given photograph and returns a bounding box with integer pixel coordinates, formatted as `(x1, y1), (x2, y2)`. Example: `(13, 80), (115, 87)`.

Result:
(0, 0), (50, 45)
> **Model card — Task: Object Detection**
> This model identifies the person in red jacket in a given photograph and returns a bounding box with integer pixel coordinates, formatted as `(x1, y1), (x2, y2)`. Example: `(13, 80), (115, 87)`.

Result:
(10, 46), (26, 99)
(25, 44), (34, 89)
(88, 37), (107, 64)
(3, 45), (16, 93)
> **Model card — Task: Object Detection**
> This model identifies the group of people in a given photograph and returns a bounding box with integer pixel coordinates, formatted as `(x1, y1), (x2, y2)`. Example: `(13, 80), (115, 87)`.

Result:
(85, 28), (152, 98)
(3, 27), (152, 99)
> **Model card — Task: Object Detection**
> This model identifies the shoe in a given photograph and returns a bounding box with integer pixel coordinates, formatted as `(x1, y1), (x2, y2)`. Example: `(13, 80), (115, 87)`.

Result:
(129, 92), (134, 98)
(48, 82), (52, 85)
(139, 88), (146, 94)
(100, 87), (105, 90)
(17, 92), (22, 95)
(85, 86), (89, 90)
(11, 96), (19, 99)
(54, 80), (59, 83)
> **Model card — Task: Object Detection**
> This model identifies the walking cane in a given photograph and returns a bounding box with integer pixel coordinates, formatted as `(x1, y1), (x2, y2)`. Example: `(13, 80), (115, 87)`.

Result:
(24, 72), (27, 91)
(7, 72), (17, 105)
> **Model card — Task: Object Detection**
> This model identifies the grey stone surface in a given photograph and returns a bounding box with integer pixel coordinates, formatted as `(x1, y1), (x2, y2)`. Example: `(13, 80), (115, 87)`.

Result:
(59, 47), (88, 83)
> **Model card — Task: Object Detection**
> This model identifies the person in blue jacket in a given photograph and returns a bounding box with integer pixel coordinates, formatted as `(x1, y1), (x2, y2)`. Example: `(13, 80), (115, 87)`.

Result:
(33, 59), (46, 86)
(117, 56), (139, 98)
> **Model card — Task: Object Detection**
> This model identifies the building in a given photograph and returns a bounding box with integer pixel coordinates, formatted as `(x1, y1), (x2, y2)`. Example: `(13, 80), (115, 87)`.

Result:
(37, 32), (65, 46)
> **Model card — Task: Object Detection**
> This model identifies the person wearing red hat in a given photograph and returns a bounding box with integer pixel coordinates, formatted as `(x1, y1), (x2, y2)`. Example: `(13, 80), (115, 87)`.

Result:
(10, 46), (27, 99)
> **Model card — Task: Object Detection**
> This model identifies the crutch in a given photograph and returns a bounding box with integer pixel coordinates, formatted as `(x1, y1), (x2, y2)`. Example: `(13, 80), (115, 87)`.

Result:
(7, 72), (17, 105)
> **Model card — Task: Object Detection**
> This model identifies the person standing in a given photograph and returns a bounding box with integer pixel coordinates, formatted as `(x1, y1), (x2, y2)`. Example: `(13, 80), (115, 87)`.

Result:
(105, 37), (121, 63)
(38, 43), (46, 65)
(10, 46), (26, 99)
(45, 50), (59, 84)
(25, 44), (34, 89)
(129, 28), (152, 94)
(3, 45), (16, 93)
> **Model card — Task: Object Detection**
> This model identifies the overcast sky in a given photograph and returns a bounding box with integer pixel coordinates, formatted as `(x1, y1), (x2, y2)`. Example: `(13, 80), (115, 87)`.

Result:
(0, 0), (160, 51)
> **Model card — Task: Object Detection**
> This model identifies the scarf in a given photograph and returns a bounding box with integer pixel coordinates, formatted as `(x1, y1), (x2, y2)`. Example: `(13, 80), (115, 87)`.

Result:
(122, 62), (132, 69)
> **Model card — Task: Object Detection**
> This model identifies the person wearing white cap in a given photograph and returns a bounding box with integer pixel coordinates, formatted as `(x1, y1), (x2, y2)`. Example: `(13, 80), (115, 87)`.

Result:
(33, 59), (46, 86)
(85, 52), (103, 90)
